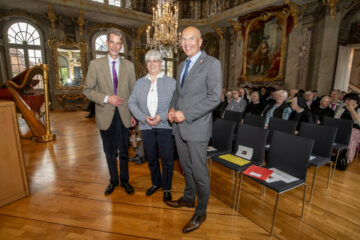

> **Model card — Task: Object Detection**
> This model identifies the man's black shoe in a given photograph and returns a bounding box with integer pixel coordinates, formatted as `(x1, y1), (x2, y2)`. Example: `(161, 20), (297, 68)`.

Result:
(121, 182), (134, 194)
(163, 192), (172, 202)
(85, 114), (94, 118)
(104, 183), (118, 195)
(146, 186), (161, 196)
(183, 213), (207, 233)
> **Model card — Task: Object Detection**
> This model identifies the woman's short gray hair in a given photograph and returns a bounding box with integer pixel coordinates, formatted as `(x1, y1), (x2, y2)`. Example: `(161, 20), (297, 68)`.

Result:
(145, 49), (163, 62)
(276, 90), (288, 99)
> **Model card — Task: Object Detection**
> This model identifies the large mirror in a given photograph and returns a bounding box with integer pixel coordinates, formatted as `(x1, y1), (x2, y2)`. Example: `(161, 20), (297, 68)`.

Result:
(48, 38), (88, 89)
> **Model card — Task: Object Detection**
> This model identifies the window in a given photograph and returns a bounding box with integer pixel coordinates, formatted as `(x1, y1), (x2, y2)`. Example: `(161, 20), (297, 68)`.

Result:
(161, 50), (175, 78)
(93, 33), (126, 59)
(6, 21), (44, 89)
(90, 0), (104, 3)
(109, 0), (121, 7)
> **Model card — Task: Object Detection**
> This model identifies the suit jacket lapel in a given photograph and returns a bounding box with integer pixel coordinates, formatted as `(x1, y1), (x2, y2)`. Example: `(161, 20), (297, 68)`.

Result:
(101, 57), (113, 94)
(117, 57), (125, 95)
(185, 52), (206, 80)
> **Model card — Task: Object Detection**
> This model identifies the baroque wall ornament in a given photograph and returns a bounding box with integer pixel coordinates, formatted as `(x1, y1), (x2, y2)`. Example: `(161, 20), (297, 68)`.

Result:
(136, 24), (149, 41)
(47, 4), (58, 32)
(72, 10), (87, 36)
(240, 8), (291, 82)
(209, 25), (224, 41)
(322, 0), (340, 20)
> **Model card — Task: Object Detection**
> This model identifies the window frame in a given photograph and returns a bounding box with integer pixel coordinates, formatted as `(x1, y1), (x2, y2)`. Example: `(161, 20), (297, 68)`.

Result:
(4, 19), (45, 84)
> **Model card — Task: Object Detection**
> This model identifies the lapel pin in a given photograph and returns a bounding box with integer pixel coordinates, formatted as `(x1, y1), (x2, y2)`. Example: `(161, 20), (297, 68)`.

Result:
(200, 60), (203, 63)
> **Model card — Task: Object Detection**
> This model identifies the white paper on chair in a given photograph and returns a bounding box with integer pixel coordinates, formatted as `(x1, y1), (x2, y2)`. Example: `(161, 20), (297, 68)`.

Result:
(235, 145), (253, 160)
(265, 168), (299, 183)
(309, 155), (316, 161)
(207, 146), (217, 152)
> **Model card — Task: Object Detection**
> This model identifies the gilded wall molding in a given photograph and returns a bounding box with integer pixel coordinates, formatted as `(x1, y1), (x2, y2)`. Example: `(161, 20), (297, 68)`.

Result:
(47, 4), (58, 32)
(227, 19), (243, 40)
(285, 0), (300, 27)
(209, 25), (224, 41)
(136, 24), (149, 41)
(322, 0), (340, 20)
(72, 10), (87, 36)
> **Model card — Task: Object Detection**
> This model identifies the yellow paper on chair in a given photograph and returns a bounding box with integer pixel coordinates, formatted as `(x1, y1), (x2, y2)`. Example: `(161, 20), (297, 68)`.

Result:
(218, 154), (250, 166)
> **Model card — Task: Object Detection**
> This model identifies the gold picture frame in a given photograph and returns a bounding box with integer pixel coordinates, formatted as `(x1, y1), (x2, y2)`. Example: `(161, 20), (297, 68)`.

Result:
(48, 38), (88, 89)
(240, 8), (290, 82)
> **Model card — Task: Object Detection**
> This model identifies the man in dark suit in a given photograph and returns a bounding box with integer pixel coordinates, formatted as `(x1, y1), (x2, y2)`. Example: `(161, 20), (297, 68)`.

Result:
(167, 26), (222, 233)
(83, 28), (137, 195)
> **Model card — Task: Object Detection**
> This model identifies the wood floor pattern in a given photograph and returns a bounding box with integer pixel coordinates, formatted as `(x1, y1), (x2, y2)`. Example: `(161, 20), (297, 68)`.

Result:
(0, 111), (359, 239)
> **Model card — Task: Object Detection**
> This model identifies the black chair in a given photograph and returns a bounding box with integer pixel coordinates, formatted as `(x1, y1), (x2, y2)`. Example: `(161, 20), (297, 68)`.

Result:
(298, 122), (337, 203)
(266, 117), (297, 147)
(322, 116), (353, 180)
(238, 131), (314, 236)
(207, 118), (236, 158)
(211, 124), (268, 209)
(223, 110), (243, 123)
(243, 113), (265, 128)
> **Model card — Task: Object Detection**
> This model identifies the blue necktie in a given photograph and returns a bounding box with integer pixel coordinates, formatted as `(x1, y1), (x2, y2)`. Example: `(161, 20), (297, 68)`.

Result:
(181, 59), (191, 88)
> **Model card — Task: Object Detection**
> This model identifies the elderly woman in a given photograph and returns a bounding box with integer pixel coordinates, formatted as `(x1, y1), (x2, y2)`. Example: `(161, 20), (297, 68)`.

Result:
(128, 49), (176, 203)
(224, 89), (247, 113)
(311, 96), (334, 124)
(289, 96), (314, 129)
(334, 93), (360, 163)
(245, 91), (264, 115)
(262, 90), (292, 127)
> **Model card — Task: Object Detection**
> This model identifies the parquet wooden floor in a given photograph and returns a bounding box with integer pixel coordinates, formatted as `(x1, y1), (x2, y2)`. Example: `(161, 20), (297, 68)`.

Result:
(0, 111), (359, 239)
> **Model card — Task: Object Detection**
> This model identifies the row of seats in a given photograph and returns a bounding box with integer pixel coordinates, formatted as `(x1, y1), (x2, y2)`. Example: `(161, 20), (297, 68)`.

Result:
(207, 113), (353, 236)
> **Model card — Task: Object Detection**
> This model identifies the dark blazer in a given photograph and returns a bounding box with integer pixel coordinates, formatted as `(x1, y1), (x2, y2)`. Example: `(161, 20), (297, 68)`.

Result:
(170, 51), (222, 142)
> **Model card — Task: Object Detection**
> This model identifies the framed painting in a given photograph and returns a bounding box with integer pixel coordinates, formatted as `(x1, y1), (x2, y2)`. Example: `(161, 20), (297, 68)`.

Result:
(240, 9), (290, 82)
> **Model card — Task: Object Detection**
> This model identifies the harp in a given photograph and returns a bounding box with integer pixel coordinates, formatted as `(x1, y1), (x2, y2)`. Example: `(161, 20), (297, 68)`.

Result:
(5, 64), (55, 142)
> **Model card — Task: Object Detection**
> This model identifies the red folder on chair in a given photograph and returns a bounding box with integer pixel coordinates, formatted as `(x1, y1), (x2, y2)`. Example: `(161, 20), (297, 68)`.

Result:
(243, 165), (273, 181)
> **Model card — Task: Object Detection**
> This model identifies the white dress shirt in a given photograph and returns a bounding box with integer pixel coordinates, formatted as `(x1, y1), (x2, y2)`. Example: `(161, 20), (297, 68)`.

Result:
(146, 72), (164, 117)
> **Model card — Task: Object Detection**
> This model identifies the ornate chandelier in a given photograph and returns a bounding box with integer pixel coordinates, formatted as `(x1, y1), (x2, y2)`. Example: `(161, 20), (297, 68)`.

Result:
(146, 0), (181, 55)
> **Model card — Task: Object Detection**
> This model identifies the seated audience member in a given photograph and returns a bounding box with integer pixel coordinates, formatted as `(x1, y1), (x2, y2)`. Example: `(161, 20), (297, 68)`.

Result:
(334, 93), (360, 163)
(260, 87), (269, 103)
(224, 89), (247, 113)
(214, 88), (228, 118)
(245, 91), (264, 115)
(289, 96), (314, 129)
(265, 87), (276, 105)
(262, 90), (292, 127)
(313, 90), (320, 103)
(304, 91), (319, 109)
(340, 91), (347, 102)
(239, 88), (248, 103)
(330, 89), (341, 111)
(311, 96), (334, 124)
(287, 89), (298, 104)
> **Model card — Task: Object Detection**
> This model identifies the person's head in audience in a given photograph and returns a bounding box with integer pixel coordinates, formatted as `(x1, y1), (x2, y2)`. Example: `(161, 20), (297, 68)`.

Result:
(298, 89), (305, 97)
(251, 91), (260, 103)
(313, 90), (319, 100)
(304, 91), (314, 102)
(275, 90), (288, 106)
(343, 92), (359, 109)
(291, 96), (308, 112)
(340, 91), (347, 101)
(330, 89), (340, 103)
(232, 89), (240, 101)
(260, 87), (267, 96)
(226, 91), (232, 102)
(239, 88), (245, 98)
(319, 96), (331, 108)
(290, 89), (298, 98)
